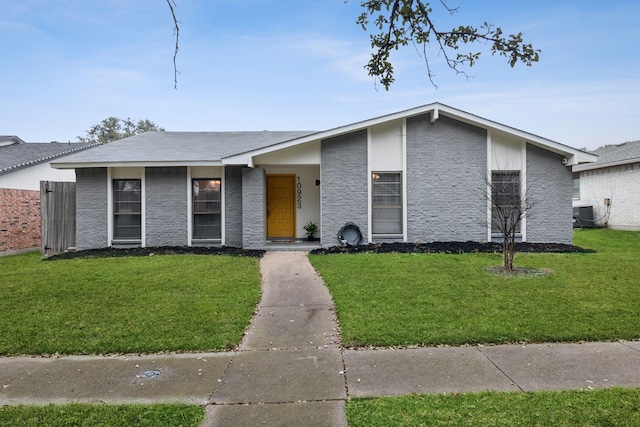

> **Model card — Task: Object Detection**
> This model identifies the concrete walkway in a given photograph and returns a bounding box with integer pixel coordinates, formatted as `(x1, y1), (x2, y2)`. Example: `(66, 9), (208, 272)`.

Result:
(2, 251), (640, 426)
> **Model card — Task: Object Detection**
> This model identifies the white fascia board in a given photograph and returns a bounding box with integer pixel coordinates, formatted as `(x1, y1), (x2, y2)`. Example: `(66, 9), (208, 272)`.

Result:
(51, 161), (224, 169)
(436, 105), (598, 165)
(223, 103), (442, 166)
(573, 156), (640, 172)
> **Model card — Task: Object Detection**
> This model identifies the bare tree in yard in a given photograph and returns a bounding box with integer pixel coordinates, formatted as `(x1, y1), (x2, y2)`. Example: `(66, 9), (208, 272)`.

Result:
(488, 170), (532, 271)
(165, 1), (540, 89)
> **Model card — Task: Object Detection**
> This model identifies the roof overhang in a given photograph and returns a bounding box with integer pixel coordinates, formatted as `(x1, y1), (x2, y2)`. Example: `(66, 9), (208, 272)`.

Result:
(51, 160), (224, 169)
(574, 156), (639, 172)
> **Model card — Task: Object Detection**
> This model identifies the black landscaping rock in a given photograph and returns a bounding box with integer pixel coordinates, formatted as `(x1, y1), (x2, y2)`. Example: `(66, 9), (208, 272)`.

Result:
(310, 241), (593, 255)
(45, 246), (266, 261)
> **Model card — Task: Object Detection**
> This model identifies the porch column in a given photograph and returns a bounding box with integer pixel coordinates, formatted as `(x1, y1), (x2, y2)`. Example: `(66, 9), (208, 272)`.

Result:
(242, 167), (267, 249)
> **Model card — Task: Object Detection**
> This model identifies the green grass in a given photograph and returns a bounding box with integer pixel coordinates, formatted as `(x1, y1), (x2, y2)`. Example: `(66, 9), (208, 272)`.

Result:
(0, 403), (203, 427)
(0, 252), (261, 355)
(346, 388), (640, 426)
(309, 229), (640, 347)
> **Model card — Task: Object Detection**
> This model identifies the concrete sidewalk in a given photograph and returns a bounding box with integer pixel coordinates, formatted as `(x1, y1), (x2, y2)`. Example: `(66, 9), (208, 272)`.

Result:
(2, 251), (640, 426)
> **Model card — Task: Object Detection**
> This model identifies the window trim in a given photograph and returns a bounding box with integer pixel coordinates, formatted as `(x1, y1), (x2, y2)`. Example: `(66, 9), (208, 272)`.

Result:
(491, 170), (522, 235)
(112, 178), (142, 242)
(371, 171), (403, 236)
(191, 178), (222, 241)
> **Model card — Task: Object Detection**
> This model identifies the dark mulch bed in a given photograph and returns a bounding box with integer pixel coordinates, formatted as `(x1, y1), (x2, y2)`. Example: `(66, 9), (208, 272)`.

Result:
(310, 241), (593, 255)
(45, 246), (266, 261)
(45, 241), (592, 260)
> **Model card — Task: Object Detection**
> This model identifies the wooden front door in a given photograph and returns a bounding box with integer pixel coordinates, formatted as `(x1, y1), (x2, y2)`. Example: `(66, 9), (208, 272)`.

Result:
(267, 175), (295, 238)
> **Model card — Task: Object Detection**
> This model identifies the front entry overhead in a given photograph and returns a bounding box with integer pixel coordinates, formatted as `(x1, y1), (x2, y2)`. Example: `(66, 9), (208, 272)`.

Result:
(267, 175), (295, 238)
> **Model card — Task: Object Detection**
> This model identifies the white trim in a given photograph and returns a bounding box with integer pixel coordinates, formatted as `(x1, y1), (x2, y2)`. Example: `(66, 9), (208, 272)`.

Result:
(187, 167), (193, 247)
(53, 161), (224, 170)
(221, 168), (226, 246)
(430, 107), (439, 123)
(486, 133), (493, 242)
(107, 168), (113, 246)
(367, 129), (372, 243)
(189, 172), (225, 245)
(520, 142), (527, 242)
(141, 173), (146, 247)
(109, 167), (145, 247)
(402, 119), (408, 242)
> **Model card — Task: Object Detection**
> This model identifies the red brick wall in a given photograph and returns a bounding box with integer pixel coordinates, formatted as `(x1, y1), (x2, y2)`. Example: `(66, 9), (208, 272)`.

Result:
(0, 188), (41, 252)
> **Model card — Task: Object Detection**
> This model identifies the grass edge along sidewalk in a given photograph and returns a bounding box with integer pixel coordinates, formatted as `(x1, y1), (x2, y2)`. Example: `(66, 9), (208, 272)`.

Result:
(309, 228), (640, 347)
(0, 252), (262, 356)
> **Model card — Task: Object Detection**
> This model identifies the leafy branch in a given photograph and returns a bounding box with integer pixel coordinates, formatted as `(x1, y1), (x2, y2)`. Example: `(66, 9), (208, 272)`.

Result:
(357, 0), (541, 89)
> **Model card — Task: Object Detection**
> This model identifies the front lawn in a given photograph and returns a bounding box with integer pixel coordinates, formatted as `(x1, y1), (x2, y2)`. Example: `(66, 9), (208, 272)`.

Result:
(309, 229), (640, 347)
(346, 388), (640, 426)
(0, 403), (203, 427)
(0, 252), (261, 355)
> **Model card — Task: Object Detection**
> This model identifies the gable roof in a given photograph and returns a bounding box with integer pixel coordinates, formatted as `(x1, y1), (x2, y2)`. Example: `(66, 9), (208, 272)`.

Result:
(0, 141), (101, 176)
(573, 140), (640, 172)
(223, 103), (596, 166)
(52, 103), (597, 169)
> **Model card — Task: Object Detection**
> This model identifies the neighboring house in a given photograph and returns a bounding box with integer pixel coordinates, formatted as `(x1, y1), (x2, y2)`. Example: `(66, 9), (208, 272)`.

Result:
(0, 136), (99, 253)
(573, 140), (640, 230)
(51, 103), (596, 251)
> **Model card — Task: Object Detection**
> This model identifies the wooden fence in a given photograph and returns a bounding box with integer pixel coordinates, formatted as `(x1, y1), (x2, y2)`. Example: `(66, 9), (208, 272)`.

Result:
(40, 181), (76, 256)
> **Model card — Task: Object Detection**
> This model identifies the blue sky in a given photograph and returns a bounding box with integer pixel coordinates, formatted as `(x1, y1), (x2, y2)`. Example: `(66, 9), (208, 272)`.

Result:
(2, 1), (638, 150)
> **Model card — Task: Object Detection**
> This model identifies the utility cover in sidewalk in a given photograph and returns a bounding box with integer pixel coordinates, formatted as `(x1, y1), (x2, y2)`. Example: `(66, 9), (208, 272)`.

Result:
(139, 370), (162, 378)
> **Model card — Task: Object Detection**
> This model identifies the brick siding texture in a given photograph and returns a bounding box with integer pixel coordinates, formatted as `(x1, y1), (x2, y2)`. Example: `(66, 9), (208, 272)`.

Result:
(406, 114), (488, 242)
(578, 163), (640, 230)
(75, 168), (108, 251)
(145, 167), (188, 246)
(0, 188), (41, 252)
(320, 130), (369, 247)
(526, 144), (574, 244)
(224, 166), (244, 247)
(242, 167), (267, 249)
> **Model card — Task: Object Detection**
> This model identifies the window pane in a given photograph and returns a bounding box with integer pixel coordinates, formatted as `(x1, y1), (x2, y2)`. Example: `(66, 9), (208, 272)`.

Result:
(193, 214), (221, 239)
(193, 179), (221, 239)
(573, 178), (580, 199)
(113, 179), (141, 240)
(491, 171), (521, 233)
(372, 173), (402, 234)
(113, 214), (141, 239)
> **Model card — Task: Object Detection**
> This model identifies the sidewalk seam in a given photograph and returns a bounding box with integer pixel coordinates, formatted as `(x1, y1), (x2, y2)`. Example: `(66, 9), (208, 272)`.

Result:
(476, 346), (524, 392)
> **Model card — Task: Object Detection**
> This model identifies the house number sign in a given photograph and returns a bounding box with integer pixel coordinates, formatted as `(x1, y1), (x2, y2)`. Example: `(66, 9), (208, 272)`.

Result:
(296, 177), (302, 209)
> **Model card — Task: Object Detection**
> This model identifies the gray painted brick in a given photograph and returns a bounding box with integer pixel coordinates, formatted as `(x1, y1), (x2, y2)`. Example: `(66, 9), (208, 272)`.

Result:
(225, 166), (243, 247)
(145, 167), (188, 247)
(242, 167), (266, 249)
(526, 144), (573, 244)
(75, 168), (108, 250)
(406, 114), (488, 242)
(320, 130), (369, 246)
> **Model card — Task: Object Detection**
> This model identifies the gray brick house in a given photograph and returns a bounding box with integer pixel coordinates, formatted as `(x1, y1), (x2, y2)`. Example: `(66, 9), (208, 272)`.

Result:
(52, 103), (597, 250)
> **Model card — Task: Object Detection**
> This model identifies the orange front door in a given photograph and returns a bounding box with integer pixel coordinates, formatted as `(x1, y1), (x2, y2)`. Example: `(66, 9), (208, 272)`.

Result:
(267, 175), (295, 238)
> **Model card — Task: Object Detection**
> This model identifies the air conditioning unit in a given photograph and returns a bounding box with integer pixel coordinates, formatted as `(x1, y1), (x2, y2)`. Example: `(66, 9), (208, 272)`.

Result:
(573, 206), (593, 228)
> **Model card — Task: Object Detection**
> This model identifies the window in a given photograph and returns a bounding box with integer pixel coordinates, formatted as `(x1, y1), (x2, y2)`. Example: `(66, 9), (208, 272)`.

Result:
(572, 175), (580, 199)
(113, 179), (141, 240)
(372, 172), (402, 234)
(491, 171), (521, 234)
(193, 179), (221, 239)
